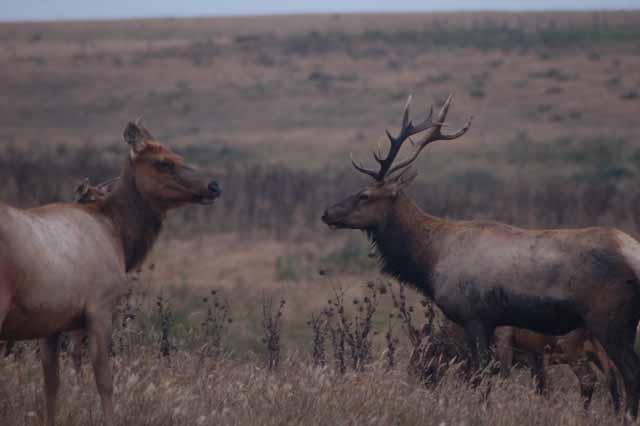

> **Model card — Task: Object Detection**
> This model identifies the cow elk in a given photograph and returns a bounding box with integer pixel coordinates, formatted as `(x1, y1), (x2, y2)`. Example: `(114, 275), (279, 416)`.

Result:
(0, 120), (221, 426)
(0, 178), (115, 373)
(322, 94), (640, 418)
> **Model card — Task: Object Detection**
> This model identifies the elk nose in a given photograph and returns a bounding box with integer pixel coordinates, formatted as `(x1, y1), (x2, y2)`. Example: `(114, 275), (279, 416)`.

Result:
(208, 181), (222, 196)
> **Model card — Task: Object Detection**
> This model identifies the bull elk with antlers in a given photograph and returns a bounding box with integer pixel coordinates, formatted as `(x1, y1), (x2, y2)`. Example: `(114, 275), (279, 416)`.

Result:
(322, 94), (640, 418)
(0, 121), (221, 426)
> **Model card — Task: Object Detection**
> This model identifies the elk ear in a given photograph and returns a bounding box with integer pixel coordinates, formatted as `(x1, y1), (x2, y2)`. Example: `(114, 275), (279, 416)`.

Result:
(387, 168), (418, 197)
(123, 121), (148, 156)
(73, 178), (90, 202)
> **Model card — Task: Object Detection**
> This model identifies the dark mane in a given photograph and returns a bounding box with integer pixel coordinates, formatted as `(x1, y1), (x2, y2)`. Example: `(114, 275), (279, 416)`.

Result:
(99, 159), (163, 272)
(366, 211), (436, 298)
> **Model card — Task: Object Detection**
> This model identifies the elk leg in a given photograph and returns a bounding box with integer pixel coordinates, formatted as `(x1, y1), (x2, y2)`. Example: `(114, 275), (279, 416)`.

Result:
(0, 298), (8, 356)
(570, 357), (596, 410)
(499, 347), (513, 379)
(494, 331), (514, 379)
(617, 346), (639, 419)
(69, 331), (84, 376)
(2, 340), (14, 357)
(527, 353), (547, 396)
(465, 321), (492, 369)
(596, 333), (640, 419)
(464, 321), (495, 403)
(40, 333), (61, 426)
(594, 346), (622, 414)
(607, 369), (622, 414)
(88, 314), (114, 426)
(464, 321), (493, 383)
(407, 346), (419, 379)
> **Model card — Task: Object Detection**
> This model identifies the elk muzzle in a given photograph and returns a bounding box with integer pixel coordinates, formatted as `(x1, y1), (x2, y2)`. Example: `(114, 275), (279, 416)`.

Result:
(321, 198), (355, 229)
(201, 180), (222, 204)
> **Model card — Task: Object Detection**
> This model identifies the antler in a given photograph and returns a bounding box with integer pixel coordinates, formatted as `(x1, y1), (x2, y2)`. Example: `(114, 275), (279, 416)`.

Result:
(351, 94), (472, 181)
(351, 95), (435, 181)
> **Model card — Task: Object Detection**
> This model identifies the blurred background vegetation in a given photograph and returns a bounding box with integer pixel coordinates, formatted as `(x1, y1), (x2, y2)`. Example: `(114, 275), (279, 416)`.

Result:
(1, 10), (640, 360)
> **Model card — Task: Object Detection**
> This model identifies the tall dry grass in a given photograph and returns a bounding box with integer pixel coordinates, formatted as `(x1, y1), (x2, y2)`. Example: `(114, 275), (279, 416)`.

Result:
(0, 349), (621, 426)
(0, 277), (625, 426)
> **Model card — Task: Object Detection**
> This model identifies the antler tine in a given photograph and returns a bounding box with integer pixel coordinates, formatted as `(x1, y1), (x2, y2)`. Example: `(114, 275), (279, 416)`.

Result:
(401, 94), (412, 131)
(416, 94), (473, 145)
(372, 94), (438, 180)
(351, 94), (462, 181)
(373, 142), (385, 163)
(410, 106), (434, 135)
(350, 153), (380, 180)
(386, 94), (473, 178)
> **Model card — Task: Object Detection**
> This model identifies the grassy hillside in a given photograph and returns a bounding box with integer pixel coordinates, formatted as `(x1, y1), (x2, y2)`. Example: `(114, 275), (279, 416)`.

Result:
(1, 12), (639, 172)
(1, 12), (640, 424)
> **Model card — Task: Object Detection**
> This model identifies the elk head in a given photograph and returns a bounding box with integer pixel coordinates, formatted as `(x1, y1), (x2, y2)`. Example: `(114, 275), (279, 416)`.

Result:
(322, 94), (471, 231)
(73, 177), (118, 204)
(123, 120), (221, 210)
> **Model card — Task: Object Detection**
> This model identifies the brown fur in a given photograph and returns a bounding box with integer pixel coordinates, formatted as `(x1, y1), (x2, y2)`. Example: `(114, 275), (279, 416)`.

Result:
(409, 321), (621, 409)
(323, 96), (640, 417)
(73, 178), (115, 204)
(0, 121), (221, 426)
(494, 326), (621, 410)
(98, 164), (164, 272)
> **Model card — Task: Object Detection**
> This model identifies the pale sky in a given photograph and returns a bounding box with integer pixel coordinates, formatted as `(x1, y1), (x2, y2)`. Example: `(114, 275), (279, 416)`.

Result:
(2, 0), (639, 22)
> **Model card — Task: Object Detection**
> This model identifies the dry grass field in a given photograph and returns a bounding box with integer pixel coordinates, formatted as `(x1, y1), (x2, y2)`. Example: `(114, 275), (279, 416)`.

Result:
(0, 350), (625, 426)
(2, 10), (640, 425)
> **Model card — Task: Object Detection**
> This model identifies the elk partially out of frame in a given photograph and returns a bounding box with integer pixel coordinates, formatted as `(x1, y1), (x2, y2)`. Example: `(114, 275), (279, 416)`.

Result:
(494, 326), (621, 411)
(322, 94), (640, 418)
(0, 121), (221, 426)
(1, 178), (118, 374)
(409, 319), (621, 409)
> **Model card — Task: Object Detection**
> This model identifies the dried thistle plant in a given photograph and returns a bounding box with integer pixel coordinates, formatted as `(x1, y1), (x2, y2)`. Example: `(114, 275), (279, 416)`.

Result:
(385, 312), (400, 370)
(323, 290), (347, 374)
(200, 289), (233, 360)
(262, 297), (285, 370)
(307, 313), (327, 368)
(387, 282), (424, 348)
(113, 287), (145, 356)
(385, 281), (469, 384)
(323, 283), (379, 373)
(156, 293), (175, 362)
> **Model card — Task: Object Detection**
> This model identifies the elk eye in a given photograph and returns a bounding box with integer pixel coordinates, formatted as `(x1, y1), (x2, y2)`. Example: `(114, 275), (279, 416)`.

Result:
(358, 193), (370, 201)
(154, 160), (175, 173)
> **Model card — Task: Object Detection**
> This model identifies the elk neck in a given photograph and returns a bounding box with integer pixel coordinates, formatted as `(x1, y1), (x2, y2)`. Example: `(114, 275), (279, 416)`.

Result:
(98, 159), (164, 272)
(367, 191), (446, 297)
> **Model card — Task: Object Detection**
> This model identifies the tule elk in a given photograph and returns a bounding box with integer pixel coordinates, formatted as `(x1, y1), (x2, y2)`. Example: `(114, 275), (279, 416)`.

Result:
(0, 120), (221, 426)
(322, 94), (640, 418)
(494, 326), (621, 410)
(1, 177), (117, 374)
(411, 320), (621, 410)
